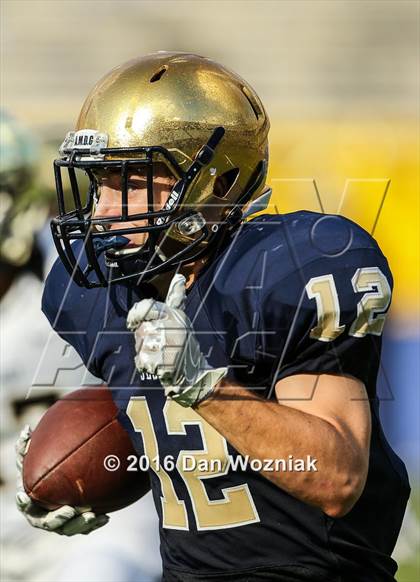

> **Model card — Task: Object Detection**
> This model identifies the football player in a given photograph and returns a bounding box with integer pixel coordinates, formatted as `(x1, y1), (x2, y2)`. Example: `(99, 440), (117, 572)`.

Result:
(16, 53), (410, 581)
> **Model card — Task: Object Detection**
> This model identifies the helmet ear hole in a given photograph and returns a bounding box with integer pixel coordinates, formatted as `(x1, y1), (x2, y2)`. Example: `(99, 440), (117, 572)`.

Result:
(213, 168), (239, 199)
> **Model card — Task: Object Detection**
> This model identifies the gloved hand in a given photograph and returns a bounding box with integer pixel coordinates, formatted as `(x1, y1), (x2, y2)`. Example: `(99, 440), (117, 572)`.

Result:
(15, 425), (109, 535)
(127, 274), (227, 407)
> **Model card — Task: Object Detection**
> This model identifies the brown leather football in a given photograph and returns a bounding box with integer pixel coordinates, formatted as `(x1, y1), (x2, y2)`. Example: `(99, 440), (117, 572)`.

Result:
(23, 387), (149, 513)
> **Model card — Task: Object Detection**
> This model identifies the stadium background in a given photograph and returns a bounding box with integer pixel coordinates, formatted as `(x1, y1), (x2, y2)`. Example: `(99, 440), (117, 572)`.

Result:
(1, 1), (419, 581)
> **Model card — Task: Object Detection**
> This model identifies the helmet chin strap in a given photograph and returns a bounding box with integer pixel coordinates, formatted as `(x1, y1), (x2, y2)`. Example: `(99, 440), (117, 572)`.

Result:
(54, 124), (266, 288)
(103, 162), (269, 283)
(100, 128), (227, 282)
(156, 126), (226, 229)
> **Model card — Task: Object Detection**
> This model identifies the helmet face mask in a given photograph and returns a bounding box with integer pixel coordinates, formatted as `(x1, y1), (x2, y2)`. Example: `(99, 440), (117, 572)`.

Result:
(51, 53), (270, 288)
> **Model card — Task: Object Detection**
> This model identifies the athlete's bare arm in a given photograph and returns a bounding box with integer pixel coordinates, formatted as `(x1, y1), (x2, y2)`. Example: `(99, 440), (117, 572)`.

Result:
(195, 373), (371, 519)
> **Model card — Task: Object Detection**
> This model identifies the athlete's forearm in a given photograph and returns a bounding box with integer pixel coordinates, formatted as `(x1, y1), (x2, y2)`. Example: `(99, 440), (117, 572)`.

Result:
(195, 380), (366, 518)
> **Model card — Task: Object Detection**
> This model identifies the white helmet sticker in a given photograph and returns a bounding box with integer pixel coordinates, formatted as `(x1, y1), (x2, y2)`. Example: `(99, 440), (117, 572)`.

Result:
(59, 130), (109, 159)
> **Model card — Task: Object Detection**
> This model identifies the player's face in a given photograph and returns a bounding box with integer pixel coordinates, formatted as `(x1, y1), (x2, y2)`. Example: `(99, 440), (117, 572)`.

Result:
(93, 165), (176, 247)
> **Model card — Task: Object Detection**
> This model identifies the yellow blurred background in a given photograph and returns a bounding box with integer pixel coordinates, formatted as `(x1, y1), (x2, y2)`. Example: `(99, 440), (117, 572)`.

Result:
(267, 119), (419, 322)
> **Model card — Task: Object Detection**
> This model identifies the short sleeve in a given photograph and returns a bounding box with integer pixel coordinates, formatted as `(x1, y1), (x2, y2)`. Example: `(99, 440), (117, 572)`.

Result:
(258, 249), (393, 397)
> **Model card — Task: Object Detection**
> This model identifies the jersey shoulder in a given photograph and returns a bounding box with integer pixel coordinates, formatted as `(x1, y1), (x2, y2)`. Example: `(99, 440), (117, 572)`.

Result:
(42, 242), (102, 333)
(42, 242), (155, 382)
(246, 210), (388, 277)
(205, 210), (391, 297)
(195, 211), (392, 393)
(41, 244), (107, 373)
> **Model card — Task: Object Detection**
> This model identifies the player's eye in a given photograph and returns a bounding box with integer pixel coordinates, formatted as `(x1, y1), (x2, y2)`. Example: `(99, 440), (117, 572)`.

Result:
(127, 180), (146, 190)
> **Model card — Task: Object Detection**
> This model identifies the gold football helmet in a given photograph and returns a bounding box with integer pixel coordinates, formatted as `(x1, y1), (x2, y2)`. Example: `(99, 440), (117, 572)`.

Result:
(52, 52), (270, 287)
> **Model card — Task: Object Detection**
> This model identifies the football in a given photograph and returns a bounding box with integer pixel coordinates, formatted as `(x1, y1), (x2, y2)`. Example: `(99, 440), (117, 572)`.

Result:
(22, 387), (149, 513)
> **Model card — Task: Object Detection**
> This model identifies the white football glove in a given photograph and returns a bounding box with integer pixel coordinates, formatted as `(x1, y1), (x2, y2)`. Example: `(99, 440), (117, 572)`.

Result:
(127, 274), (227, 407)
(15, 425), (109, 535)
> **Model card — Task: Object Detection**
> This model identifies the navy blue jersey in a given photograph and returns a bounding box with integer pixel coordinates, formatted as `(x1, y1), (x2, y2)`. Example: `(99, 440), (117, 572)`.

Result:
(42, 211), (410, 582)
